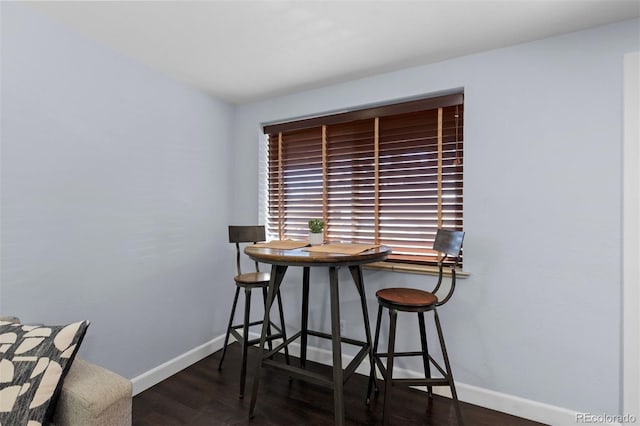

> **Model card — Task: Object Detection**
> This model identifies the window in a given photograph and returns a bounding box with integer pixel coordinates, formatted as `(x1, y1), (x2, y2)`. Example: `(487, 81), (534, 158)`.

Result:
(264, 93), (464, 266)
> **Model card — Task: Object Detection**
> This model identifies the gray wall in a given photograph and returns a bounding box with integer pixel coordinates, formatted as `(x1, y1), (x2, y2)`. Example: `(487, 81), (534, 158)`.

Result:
(1, 3), (235, 378)
(231, 19), (640, 415)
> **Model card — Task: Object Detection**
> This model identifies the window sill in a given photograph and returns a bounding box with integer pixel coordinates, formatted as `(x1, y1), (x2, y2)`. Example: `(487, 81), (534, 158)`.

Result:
(363, 261), (469, 278)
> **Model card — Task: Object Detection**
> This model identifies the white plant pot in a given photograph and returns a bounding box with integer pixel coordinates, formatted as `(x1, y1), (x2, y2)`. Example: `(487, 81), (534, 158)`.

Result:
(309, 232), (324, 246)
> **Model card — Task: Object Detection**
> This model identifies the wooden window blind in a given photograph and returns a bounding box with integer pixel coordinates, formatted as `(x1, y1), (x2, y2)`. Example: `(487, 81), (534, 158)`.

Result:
(265, 93), (463, 266)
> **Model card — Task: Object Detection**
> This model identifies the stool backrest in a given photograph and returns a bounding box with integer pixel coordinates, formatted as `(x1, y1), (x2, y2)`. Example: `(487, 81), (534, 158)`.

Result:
(432, 229), (465, 306)
(433, 229), (464, 263)
(228, 225), (266, 275)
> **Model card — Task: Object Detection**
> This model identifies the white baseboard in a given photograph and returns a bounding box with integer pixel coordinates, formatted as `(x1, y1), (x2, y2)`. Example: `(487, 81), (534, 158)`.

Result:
(131, 332), (590, 425)
(131, 334), (229, 395)
(278, 337), (576, 425)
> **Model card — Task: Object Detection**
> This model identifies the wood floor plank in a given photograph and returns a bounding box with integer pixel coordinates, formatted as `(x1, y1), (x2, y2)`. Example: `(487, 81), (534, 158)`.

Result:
(133, 343), (547, 425)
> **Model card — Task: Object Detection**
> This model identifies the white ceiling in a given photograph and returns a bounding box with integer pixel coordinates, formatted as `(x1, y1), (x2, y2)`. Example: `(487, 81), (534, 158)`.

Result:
(26, 0), (640, 104)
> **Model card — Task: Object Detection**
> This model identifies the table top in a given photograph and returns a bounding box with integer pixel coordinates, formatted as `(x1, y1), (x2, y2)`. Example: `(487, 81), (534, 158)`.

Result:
(244, 244), (391, 267)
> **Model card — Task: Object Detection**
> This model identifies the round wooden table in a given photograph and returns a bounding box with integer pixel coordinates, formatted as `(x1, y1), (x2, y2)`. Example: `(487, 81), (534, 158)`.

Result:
(244, 245), (391, 426)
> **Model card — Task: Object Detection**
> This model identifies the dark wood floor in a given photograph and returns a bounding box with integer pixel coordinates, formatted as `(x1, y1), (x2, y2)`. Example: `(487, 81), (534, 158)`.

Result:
(133, 343), (546, 426)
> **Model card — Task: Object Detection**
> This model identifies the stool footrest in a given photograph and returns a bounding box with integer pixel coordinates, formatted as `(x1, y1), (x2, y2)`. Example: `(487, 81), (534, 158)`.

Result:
(375, 350), (424, 358)
(229, 323), (285, 347)
(374, 352), (448, 378)
(390, 377), (451, 387)
(231, 320), (263, 330)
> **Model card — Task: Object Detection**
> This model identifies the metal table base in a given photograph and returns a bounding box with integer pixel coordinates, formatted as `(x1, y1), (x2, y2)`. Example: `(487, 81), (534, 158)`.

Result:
(248, 264), (376, 426)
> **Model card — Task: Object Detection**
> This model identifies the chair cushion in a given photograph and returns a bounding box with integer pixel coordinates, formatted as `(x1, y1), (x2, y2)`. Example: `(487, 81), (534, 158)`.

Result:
(234, 272), (270, 286)
(376, 288), (438, 307)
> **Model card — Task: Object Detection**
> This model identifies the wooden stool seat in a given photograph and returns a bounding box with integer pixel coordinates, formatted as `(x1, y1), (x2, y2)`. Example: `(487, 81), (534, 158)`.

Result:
(235, 272), (270, 286)
(376, 288), (438, 308)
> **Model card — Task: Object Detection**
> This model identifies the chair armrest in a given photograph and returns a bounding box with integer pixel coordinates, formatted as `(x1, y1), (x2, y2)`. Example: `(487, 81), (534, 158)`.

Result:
(53, 358), (132, 426)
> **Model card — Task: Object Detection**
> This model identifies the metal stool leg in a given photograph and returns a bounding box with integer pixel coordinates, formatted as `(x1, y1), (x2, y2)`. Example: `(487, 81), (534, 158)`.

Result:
(418, 312), (433, 398)
(262, 287), (274, 353)
(239, 288), (252, 398)
(367, 303), (384, 403)
(249, 264), (288, 419)
(382, 308), (397, 426)
(218, 286), (241, 370)
(433, 308), (463, 425)
(300, 267), (310, 368)
(275, 290), (290, 364)
(350, 265), (376, 405)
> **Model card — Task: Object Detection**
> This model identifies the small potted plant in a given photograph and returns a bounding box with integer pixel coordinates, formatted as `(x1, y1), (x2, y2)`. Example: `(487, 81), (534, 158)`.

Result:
(308, 219), (325, 246)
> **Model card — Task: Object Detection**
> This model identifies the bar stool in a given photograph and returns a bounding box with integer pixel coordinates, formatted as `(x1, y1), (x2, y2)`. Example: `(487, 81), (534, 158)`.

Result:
(368, 228), (465, 425)
(218, 225), (289, 398)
